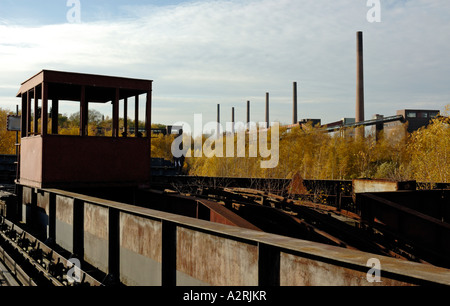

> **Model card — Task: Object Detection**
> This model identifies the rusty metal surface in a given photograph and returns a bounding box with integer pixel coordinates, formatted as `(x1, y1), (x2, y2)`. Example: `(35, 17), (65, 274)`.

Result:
(176, 226), (259, 286)
(55, 195), (74, 253)
(120, 213), (162, 261)
(114, 188), (262, 231)
(196, 198), (261, 231)
(11, 184), (450, 286)
(151, 175), (356, 211)
(34, 187), (450, 286)
(353, 179), (416, 195)
(83, 203), (108, 272)
(158, 184), (450, 271)
(370, 190), (450, 222)
(20, 137), (43, 187)
(280, 252), (410, 286)
(21, 135), (151, 189)
(119, 213), (162, 286)
(359, 191), (450, 268)
(16, 70), (153, 100)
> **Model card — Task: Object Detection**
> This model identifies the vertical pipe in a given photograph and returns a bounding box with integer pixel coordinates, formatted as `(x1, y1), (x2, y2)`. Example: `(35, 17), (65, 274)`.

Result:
(356, 31), (365, 138)
(293, 82), (298, 125)
(265, 93), (270, 129)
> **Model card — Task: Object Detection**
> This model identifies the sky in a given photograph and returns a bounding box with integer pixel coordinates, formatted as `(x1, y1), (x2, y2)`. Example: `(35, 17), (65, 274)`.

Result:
(0, 0), (449, 132)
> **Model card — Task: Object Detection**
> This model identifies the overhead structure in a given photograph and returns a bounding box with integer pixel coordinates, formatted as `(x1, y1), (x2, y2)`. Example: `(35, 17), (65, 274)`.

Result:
(16, 70), (153, 188)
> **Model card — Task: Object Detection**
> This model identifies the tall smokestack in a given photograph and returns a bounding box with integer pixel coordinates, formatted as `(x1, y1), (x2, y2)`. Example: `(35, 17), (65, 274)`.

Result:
(265, 92), (270, 128)
(217, 104), (220, 139)
(356, 31), (365, 138)
(293, 82), (298, 124)
(247, 101), (250, 125)
(231, 107), (235, 134)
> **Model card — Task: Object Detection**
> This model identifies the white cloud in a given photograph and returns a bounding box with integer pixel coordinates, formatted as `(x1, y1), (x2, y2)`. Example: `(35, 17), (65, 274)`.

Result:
(0, 0), (449, 126)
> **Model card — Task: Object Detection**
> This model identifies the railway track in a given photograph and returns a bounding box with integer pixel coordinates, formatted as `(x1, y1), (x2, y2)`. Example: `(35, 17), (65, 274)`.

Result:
(0, 216), (101, 286)
(0, 257), (21, 286)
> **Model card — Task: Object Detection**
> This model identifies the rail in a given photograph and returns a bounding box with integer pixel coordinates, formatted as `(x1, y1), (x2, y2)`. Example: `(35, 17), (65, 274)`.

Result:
(0, 216), (101, 286)
(0, 245), (36, 286)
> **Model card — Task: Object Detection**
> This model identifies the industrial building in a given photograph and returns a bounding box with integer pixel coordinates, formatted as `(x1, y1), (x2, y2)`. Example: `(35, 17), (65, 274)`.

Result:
(397, 109), (441, 133)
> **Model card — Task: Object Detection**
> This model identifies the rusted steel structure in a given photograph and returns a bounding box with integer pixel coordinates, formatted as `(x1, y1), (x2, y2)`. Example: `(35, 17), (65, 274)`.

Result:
(16, 70), (153, 188)
(356, 190), (450, 269)
(12, 185), (450, 286)
(352, 179), (416, 197)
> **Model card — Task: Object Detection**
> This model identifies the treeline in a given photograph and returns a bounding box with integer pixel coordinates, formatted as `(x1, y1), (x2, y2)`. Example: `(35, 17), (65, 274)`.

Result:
(2, 106), (449, 184)
(53, 109), (148, 136)
(0, 107), (161, 152)
(165, 107), (450, 184)
(0, 108), (17, 155)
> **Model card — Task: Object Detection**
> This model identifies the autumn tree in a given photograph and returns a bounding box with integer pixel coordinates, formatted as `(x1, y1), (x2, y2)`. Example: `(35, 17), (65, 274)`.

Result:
(185, 105), (449, 184)
(405, 116), (450, 183)
(0, 108), (17, 154)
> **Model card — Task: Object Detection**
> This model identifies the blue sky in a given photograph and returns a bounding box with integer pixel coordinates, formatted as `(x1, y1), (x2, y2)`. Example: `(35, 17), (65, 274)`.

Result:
(1, 0), (449, 131)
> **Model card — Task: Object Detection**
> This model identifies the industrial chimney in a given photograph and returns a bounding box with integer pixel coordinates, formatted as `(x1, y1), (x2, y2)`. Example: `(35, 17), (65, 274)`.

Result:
(217, 104), (220, 139)
(356, 31), (365, 138)
(293, 82), (298, 124)
(231, 107), (235, 134)
(265, 93), (270, 129)
(247, 101), (250, 125)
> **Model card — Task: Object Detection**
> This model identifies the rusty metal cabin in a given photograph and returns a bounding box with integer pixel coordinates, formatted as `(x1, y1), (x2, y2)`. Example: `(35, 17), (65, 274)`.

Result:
(16, 70), (153, 189)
